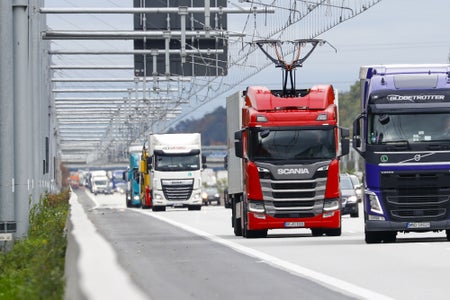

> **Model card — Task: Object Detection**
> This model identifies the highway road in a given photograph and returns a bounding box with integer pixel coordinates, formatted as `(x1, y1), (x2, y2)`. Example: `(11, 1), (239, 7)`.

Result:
(72, 188), (450, 300)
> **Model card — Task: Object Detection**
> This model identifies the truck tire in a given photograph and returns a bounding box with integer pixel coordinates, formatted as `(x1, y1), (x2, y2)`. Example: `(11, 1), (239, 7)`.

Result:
(446, 230), (450, 241)
(311, 229), (324, 236)
(232, 195), (242, 236)
(350, 205), (359, 218)
(325, 227), (341, 236)
(365, 231), (382, 244)
(152, 206), (166, 212)
(188, 205), (201, 211)
(383, 231), (397, 243)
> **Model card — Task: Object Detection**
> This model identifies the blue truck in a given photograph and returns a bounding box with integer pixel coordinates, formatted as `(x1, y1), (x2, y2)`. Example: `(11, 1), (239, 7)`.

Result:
(352, 64), (450, 243)
(125, 146), (142, 208)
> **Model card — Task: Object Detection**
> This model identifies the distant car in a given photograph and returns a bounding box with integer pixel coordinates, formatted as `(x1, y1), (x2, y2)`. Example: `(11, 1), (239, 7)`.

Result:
(202, 187), (221, 205)
(349, 174), (363, 203)
(114, 181), (127, 194)
(340, 174), (359, 218)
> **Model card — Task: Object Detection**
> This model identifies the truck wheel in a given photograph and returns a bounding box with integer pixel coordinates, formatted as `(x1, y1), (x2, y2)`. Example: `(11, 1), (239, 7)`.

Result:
(446, 230), (450, 241)
(126, 200), (131, 208)
(311, 229), (324, 236)
(365, 231), (382, 244)
(246, 229), (268, 238)
(383, 231), (397, 243)
(325, 227), (341, 236)
(152, 206), (166, 212)
(232, 195), (242, 236)
(188, 205), (201, 211)
(350, 205), (359, 218)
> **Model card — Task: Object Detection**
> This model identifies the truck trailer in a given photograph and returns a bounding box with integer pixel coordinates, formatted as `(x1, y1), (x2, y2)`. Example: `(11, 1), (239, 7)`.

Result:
(145, 133), (204, 211)
(227, 86), (349, 238)
(352, 64), (450, 243)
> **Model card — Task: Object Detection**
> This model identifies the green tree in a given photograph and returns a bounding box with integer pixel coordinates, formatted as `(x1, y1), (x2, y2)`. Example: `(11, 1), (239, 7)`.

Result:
(338, 81), (361, 130)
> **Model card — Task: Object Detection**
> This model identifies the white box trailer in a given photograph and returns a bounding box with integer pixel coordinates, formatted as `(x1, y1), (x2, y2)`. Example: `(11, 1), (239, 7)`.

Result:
(226, 91), (244, 195)
(147, 133), (203, 211)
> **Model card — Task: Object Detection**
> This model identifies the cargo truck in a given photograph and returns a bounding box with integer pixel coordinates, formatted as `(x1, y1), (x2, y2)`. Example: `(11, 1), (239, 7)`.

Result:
(227, 85), (349, 238)
(146, 133), (204, 211)
(226, 39), (349, 238)
(125, 145), (142, 208)
(352, 64), (450, 243)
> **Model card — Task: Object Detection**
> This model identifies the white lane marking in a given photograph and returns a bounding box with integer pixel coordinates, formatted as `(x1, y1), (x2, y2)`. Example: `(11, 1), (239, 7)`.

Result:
(138, 209), (394, 300)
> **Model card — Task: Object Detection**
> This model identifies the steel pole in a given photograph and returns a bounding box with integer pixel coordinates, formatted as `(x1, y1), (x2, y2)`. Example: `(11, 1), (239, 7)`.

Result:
(13, 0), (31, 239)
(0, 0), (16, 249)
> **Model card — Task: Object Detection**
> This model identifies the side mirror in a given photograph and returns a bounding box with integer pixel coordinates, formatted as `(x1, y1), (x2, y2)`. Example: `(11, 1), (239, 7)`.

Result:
(340, 127), (350, 156)
(352, 119), (361, 148)
(234, 130), (243, 158)
(202, 155), (207, 169)
(224, 154), (228, 170)
(352, 114), (365, 157)
(146, 156), (152, 171)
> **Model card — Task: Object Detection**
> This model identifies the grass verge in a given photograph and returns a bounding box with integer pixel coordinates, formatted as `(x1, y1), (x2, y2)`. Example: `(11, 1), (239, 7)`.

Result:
(0, 189), (70, 300)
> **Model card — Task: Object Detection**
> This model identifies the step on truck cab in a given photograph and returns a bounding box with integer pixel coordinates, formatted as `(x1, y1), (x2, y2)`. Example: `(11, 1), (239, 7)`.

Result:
(353, 64), (450, 243)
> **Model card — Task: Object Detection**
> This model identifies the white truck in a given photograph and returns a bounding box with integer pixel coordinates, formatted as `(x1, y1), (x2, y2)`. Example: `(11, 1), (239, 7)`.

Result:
(147, 133), (204, 211)
(89, 170), (112, 195)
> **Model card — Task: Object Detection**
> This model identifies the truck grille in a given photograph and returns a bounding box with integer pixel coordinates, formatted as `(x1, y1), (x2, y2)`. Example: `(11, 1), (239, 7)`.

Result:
(380, 171), (450, 221)
(259, 171), (328, 218)
(161, 179), (194, 201)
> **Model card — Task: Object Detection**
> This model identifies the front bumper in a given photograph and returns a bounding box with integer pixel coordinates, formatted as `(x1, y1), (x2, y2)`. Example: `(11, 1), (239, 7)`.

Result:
(247, 210), (341, 230)
(366, 219), (450, 232)
(152, 190), (202, 207)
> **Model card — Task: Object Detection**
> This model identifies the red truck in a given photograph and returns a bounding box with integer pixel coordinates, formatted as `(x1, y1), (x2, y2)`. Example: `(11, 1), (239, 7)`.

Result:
(226, 85), (349, 238)
(225, 39), (349, 238)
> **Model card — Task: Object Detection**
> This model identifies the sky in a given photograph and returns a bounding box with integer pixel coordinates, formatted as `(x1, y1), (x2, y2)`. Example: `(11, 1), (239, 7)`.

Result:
(45, 0), (450, 121)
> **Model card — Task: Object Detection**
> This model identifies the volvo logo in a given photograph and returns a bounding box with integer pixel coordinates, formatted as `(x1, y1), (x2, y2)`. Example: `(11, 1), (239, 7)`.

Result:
(414, 154), (421, 162)
(277, 168), (310, 175)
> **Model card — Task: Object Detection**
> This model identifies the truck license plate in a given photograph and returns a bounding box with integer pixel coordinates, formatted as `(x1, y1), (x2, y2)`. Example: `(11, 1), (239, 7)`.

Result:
(284, 222), (305, 228)
(407, 222), (431, 229)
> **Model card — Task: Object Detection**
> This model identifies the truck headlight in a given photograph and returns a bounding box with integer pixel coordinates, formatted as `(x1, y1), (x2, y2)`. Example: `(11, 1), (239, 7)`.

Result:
(133, 195), (140, 201)
(323, 199), (339, 211)
(367, 192), (383, 215)
(248, 201), (265, 213)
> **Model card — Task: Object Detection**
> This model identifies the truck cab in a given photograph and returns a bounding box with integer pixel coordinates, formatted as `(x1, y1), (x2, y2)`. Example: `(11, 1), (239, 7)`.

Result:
(148, 133), (204, 211)
(228, 86), (349, 238)
(353, 64), (450, 243)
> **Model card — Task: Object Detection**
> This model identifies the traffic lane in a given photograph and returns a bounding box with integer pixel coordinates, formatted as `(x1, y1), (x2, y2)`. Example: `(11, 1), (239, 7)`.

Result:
(79, 191), (356, 300)
(68, 190), (147, 300)
(147, 204), (450, 300)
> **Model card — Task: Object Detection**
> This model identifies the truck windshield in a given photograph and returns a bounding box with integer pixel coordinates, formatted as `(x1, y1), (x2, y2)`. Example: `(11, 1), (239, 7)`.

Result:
(368, 113), (450, 144)
(155, 153), (200, 171)
(248, 127), (336, 161)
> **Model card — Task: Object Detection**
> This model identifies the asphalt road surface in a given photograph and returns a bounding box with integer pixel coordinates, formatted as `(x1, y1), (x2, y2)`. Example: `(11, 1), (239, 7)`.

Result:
(73, 188), (450, 300)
